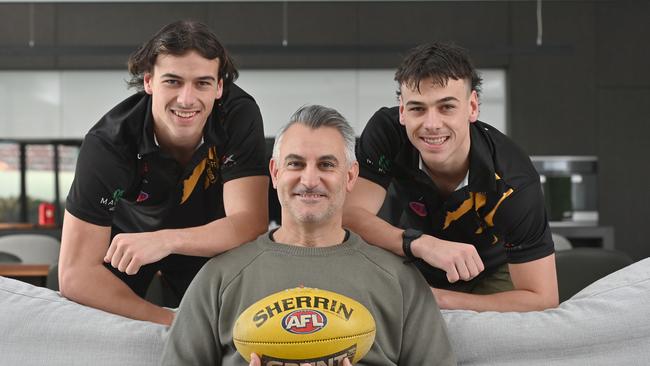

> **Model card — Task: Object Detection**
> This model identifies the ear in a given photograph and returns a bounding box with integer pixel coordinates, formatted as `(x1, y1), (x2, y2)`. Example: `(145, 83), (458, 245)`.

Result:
(345, 161), (360, 193)
(469, 89), (479, 123)
(269, 157), (279, 189)
(216, 78), (224, 100)
(398, 96), (406, 126)
(143, 73), (154, 95)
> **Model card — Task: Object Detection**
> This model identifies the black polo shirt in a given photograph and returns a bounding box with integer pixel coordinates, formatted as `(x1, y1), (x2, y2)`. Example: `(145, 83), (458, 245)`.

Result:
(66, 83), (267, 299)
(357, 106), (554, 288)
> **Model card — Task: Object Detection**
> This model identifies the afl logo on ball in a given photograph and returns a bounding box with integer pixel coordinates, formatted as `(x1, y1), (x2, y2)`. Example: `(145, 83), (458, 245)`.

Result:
(282, 310), (327, 334)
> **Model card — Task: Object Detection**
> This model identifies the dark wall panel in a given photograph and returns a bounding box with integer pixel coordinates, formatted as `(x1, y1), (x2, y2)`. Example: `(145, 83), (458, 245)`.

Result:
(287, 2), (358, 46)
(219, 2), (360, 68)
(55, 3), (209, 46)
(358, 1), (510, 68)
(596, 1), (650, 88)
(205, 2), (283, 46)
(0, 3), (56, 68)
(0, 1), (513, 69)
(509, 1), (597, 155)
(597, 89), (650, 260)
(0, 4), (55, 45)
(595, 0), (650, 260)
(54, 3), (209, 68)
(358, 2), (509, 47)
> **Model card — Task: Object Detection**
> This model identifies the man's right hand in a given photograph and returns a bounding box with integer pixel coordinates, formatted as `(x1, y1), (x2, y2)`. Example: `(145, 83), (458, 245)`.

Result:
(410, 234), (485, 283)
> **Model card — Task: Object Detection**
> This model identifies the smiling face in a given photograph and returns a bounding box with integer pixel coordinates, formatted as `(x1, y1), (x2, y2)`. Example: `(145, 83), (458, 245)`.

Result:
(270, 124), (358, 227)
(143, 50), (223, 149)
(399, 77), (479, 173)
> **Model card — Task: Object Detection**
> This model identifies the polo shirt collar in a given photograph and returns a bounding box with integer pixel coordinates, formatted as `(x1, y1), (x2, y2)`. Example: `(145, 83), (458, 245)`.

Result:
(468, 122), (497, 192)
(419, 156), (469, 192)
(152, 132), (204, 151)
(138, 95), (157, 156)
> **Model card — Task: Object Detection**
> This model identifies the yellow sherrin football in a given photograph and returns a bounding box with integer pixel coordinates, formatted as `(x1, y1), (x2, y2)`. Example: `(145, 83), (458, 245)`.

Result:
(233, 287), (376, 365)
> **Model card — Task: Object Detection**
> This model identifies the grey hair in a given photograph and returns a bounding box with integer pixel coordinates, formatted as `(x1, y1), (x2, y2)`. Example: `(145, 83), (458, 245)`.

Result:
(272, 105), (357, 165)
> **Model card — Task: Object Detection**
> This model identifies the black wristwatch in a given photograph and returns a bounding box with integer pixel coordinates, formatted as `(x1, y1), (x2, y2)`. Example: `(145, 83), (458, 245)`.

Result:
(402, 228), (423, 260)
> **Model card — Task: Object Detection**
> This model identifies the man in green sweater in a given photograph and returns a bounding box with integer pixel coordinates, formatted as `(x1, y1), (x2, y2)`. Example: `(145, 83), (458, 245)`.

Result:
(161, 105), (456, 366)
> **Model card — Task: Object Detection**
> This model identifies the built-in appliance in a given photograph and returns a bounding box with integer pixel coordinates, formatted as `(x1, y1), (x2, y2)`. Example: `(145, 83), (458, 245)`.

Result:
(531, 156), (598, 225)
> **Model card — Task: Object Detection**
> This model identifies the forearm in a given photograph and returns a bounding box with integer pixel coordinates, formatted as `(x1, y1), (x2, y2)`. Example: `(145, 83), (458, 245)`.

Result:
(59, 264), (173, 325)
(165, 209), (268, 257)
(60, 210), (174, 325)
(343, 207), (404, 256)
(433, 287), (558, 312)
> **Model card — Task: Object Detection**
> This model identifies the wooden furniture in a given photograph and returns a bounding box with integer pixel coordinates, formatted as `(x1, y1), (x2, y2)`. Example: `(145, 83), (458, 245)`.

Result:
(0, 223), (59, 230)
(0, 264), (50, 287)
(0, 264), (50, 277)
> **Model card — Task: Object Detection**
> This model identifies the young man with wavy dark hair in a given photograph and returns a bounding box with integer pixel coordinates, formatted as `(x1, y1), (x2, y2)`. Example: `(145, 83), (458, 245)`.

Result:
(59, 20), (269, 325)
(344, 43), (559, 312)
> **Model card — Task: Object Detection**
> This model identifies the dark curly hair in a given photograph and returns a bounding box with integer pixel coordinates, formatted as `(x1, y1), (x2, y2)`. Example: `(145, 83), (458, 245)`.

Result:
(127, 20), (238, 92)
(395, 42), (482, 98)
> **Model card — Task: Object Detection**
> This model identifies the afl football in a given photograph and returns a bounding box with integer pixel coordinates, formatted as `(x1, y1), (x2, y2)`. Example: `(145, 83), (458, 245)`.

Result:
(233, 287), (376, 365)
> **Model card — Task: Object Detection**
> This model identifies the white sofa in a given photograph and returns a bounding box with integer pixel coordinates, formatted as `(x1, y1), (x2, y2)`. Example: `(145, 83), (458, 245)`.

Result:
(2, 258), (650, 366)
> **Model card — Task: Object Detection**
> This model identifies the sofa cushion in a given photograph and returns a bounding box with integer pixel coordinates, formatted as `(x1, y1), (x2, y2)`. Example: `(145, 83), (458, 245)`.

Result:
(0, 275), (165, 366)
(443, 257), (650, 365)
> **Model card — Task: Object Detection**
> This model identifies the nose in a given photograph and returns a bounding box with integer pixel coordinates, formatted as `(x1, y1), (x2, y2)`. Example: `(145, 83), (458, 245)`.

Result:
(177, 84), (197, 107)
(300, 164), (320, 189)
(423, 110), (443, 130)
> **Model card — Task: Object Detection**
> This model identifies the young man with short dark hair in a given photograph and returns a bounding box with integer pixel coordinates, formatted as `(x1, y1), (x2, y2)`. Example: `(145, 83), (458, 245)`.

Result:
(344, 43), (558, 312)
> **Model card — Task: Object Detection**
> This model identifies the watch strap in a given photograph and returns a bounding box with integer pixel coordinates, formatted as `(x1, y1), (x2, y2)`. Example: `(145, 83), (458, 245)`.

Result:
(402, 228), (423, 260)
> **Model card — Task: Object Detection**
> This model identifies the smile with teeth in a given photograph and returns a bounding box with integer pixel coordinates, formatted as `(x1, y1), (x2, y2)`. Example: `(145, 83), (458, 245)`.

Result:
(295, 193), (326, 199)
(422, 136), (449, 145)
(293, 190), (328, 202)
(172, 110), (198, 118)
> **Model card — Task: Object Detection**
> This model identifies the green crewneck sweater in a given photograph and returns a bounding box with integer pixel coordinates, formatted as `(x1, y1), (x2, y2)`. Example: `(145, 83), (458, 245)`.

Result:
(161, 231), (456, 365)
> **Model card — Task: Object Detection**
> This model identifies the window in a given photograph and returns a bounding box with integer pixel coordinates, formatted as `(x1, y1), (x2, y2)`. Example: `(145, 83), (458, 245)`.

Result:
(0, 142), (20, 222)
(0, 140), (81, 225)
(26, 145), (56, 223)
(58, 145), (79, 210)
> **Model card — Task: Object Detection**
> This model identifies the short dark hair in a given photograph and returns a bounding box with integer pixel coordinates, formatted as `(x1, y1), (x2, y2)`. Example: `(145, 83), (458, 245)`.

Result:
(395, 42), (482, 98)
(127, 20), (238, 92)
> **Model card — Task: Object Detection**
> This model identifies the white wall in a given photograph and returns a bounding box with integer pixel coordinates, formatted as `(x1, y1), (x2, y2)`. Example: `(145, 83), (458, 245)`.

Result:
(239, 69), (506, 136)
(0, 71), (133, 138)
(0, 69), (506, 139)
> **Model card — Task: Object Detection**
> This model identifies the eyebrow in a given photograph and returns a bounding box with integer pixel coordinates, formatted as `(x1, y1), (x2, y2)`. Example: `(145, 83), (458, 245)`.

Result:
(405, 96), (459, 107)
(318, 155), (339, 164)
(404, 100), (426, 107)
(437, 96), (459, 103)
(284, 154), (304, 162)
(284, 154), (340, 164)
(161, 73), (217, 82)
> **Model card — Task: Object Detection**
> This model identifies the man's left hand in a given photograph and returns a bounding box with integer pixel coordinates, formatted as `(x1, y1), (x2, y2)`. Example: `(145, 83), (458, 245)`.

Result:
(104, 231), (171, 275)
